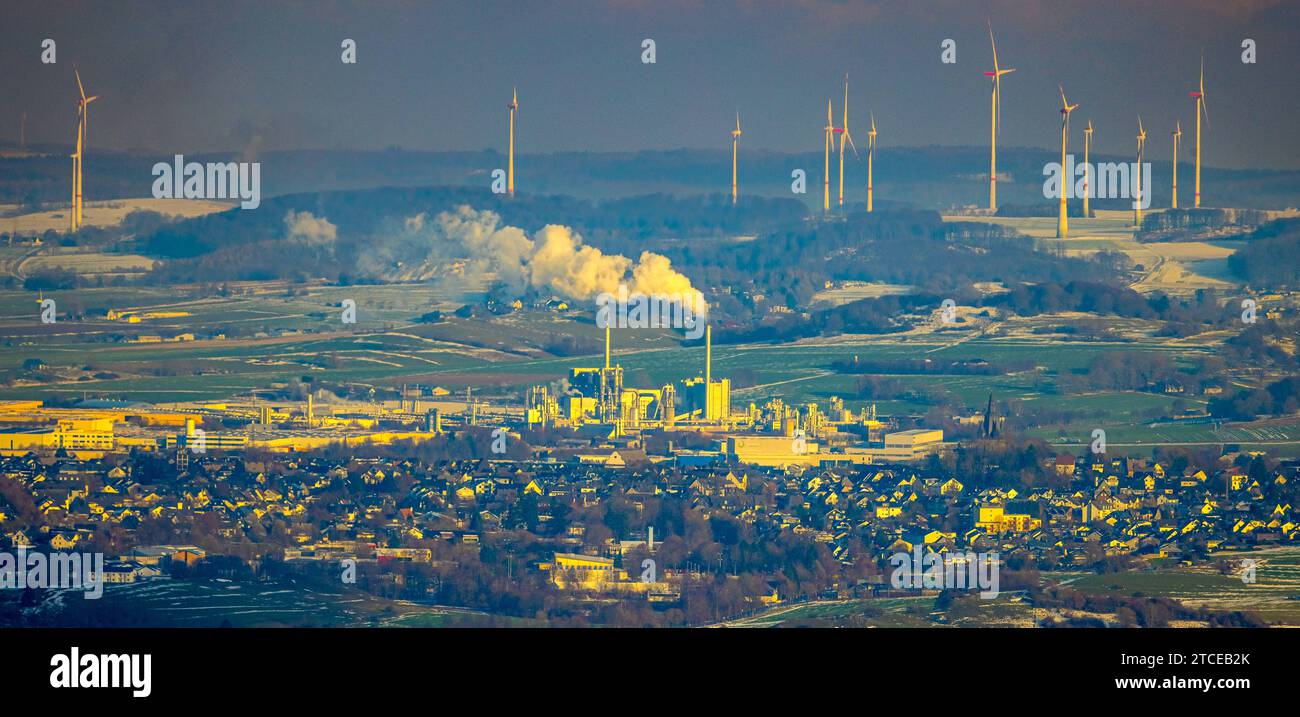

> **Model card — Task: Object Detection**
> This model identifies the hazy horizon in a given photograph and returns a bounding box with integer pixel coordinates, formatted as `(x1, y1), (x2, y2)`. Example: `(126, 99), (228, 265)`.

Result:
(5, 0), (1300, 170)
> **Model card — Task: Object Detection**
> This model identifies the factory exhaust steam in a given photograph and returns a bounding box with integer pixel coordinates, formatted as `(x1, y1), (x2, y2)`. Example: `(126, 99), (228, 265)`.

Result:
(423, 206), (707, 318)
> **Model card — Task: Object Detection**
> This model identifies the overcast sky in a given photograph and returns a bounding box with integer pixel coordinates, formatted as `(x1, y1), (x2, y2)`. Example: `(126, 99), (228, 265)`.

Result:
(5, 0), (1299, 169)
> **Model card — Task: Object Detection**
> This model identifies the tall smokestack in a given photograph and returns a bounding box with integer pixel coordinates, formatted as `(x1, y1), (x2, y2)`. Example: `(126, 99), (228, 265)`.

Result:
(605, 325), (610, 370)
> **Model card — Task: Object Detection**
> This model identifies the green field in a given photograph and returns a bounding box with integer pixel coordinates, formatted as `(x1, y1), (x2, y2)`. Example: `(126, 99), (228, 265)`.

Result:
(26, 576), (492, 628)
(1031, 417), (1300, 458)
(719, 594), (1036, 628)
(719, 548), (1300, 627)
(1058, 546), (1300, 624)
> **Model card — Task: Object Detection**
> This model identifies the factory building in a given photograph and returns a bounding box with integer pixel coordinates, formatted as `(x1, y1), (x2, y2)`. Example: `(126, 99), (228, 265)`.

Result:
(881, 429), (945, 461)
(725, 435), (824, 467)
(0, 418), (115, 456)
(725, 429), (947, 468)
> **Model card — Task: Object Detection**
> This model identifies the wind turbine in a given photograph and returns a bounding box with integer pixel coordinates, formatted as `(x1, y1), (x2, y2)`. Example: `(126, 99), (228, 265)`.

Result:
(836, 74), (859, 208)
(1135, 116), (1147, 227)
(507, 87), (518, 197)
(984, 22), (1015, 212)
(823, 99), (834, 212)
(1082, 120), (1094, 217)
(73, 68), (98, 230)
(867, 113), (877, 213)
(1056, 85), (1077, 239)
(1189, 57), (1208, 207)
(1171, 121), (1182, 209)
(731, 113), (742, 205)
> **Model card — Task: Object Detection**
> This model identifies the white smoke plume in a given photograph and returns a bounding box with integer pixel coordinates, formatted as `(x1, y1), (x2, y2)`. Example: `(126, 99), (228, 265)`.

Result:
(421, 206), (707, 314)
(284, 210), (338, 246)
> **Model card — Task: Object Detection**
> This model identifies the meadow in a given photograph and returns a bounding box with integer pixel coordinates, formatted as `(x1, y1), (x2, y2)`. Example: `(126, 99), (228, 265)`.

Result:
(21, 575), (435, 627)
(1059, 546), (1300, 624)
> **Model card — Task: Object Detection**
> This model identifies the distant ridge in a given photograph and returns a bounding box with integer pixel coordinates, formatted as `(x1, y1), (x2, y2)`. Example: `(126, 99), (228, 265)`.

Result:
(2, 146), (1296, 211)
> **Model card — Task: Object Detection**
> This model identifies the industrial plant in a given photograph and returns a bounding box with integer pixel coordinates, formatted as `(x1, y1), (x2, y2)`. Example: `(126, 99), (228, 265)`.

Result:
(0, 321), (946, 469)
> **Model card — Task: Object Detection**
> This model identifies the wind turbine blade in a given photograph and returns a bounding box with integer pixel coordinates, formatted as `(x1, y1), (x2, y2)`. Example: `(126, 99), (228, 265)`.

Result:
(843, 74), (849, 128)
(988, 21), (999, 72)
(845, 130), (859, 159)
(1199, 57), (1209, 127)
(75, 68), (86, 101)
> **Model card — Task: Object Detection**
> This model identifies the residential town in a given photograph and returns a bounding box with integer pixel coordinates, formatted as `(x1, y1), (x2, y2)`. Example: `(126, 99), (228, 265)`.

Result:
(2, 426), (1295, 626)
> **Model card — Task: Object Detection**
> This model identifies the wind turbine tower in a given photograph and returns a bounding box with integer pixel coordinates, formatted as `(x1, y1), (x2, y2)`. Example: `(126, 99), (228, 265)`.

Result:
(1135, 116), (1147, 227)
(507, 87), (518, 197)
(731, 113), (742, 205)
(1171, 121), (1181, 209)
(1189, 58), (1208, 207)
(823, 99), (834, 212)
(1056, 85), (1078, 239)
(984, 23), (1015, 212)
(836, 75), (858, 208)
(867, 113), (877, 213)
(1082, 120), (1094, 217)
(72, 68), (98, 231)
(69, 127), (81, 233)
